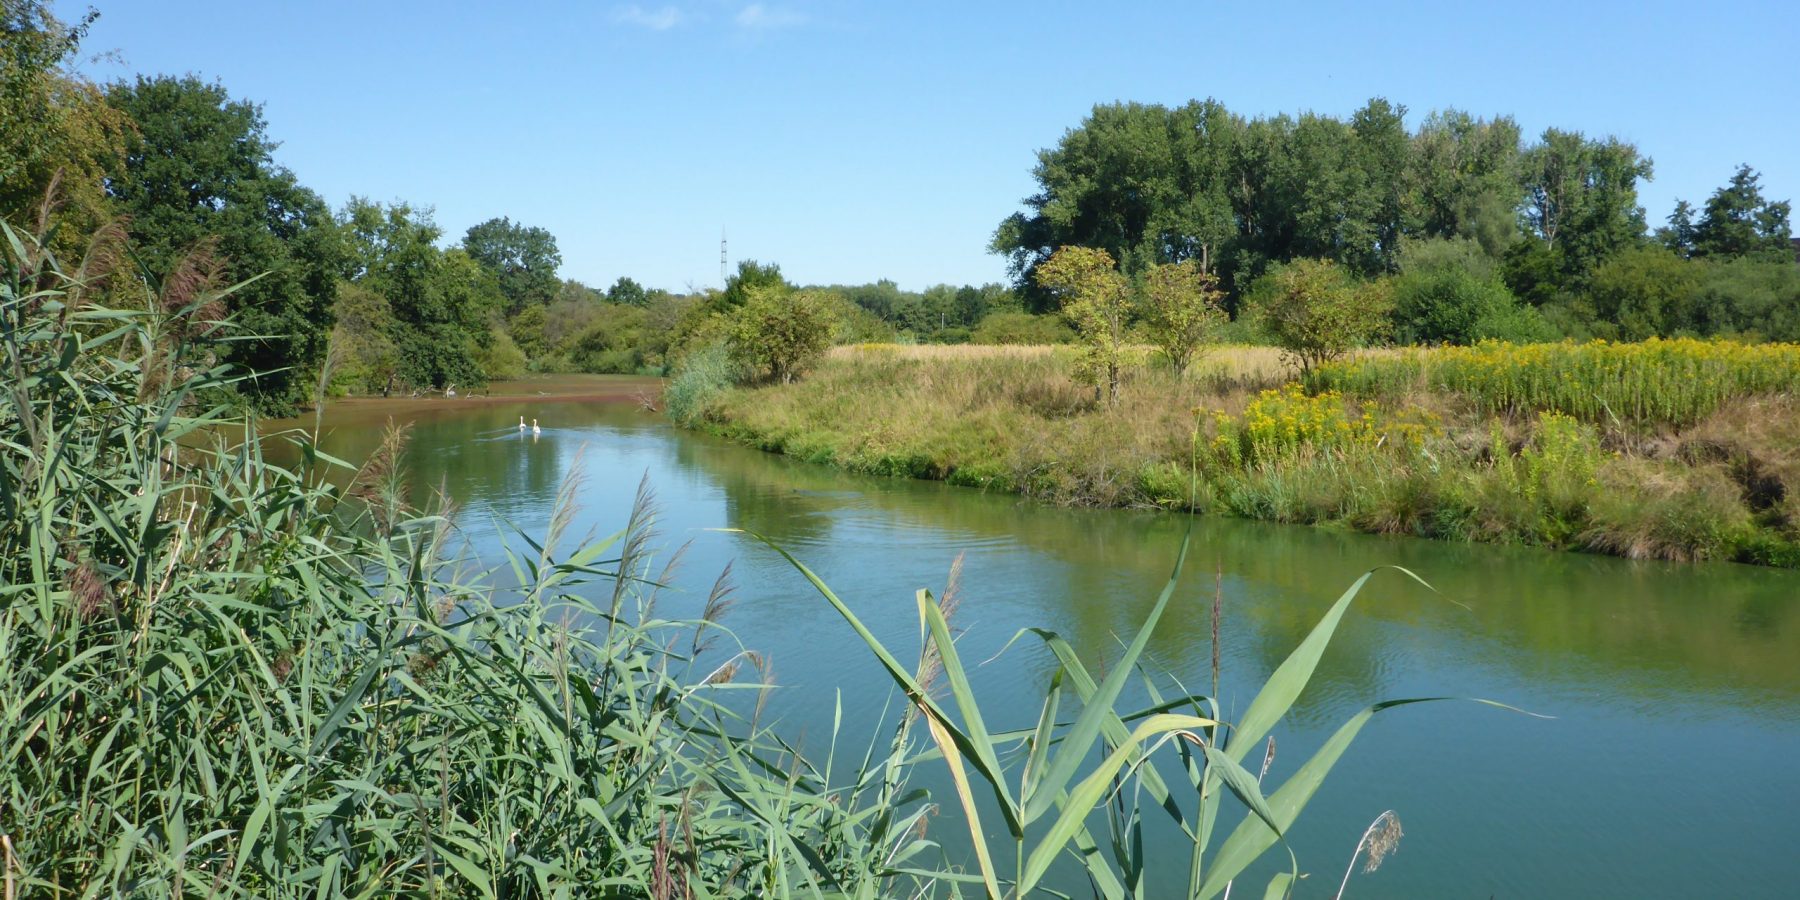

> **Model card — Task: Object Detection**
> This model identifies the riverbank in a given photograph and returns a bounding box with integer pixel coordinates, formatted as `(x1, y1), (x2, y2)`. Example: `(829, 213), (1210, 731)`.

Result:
(684, 340), (1800, 568)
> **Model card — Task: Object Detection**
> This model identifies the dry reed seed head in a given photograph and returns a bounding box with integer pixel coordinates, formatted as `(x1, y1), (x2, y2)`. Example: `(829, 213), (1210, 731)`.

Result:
(1363, 810), (1403, 873)
(159, 239), (228, 339)
(66, 555), (111, 621)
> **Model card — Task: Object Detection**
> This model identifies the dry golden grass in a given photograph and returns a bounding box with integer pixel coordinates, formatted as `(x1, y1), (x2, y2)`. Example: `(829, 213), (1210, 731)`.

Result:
(831, 342), (1315, 384)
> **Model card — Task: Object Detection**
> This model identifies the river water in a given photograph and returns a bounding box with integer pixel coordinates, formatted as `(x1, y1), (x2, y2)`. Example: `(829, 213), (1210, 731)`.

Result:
(282, 378), (1800, 898)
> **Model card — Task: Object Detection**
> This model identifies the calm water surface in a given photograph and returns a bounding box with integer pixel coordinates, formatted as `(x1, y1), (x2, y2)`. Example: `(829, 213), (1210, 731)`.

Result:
(281, 379), (1800, 898)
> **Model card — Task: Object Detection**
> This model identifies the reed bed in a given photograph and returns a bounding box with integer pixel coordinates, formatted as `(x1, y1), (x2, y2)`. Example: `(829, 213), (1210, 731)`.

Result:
(0, 222), (929, 896)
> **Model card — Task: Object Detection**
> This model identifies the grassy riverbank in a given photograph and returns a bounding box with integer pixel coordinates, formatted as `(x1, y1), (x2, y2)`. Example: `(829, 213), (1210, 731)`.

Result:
(688, 340), (1800, 567)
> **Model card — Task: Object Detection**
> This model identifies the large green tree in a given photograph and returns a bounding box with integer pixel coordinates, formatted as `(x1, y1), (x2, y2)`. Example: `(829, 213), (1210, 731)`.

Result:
(1690, 165), (1793, 260)
(339, 198), (501, 390)
(1403, 110), (1522, 255)
(105, 75), (341, 414)
(462, 216), (561, 316)
(0, 2), (130, 254)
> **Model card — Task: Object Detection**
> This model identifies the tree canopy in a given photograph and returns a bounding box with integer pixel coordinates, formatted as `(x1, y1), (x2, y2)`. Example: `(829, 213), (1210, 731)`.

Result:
(463, 216), (562, 315)
(105, 74), (341, 414)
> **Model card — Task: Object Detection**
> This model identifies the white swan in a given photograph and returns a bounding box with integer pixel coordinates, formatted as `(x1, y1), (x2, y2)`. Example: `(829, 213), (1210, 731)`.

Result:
(518, 416), (526, 431)
(531, 418), (541, 435)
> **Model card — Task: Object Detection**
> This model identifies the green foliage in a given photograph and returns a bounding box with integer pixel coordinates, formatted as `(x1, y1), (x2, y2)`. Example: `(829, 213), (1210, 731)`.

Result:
(605, 274), (648, 306)
(1390, 239), (1541, 345)
(727, 286), (837, 383)
(719, 258), (788, 310)
(0, 2), (127, 255)
(337, 199), (500, 390)
(1403, 110), (1524, 256)
(1689, 255), (1800, 341)
(326, 280), (399, 395)
(105, 74), (342, 414)
(1036, 245), (1133, 401)
(970, 311), (1074, 345)
(1691, 165), (1793, 260)
(1248, 258), (1392, 376)
(1141, 259), (1226, 373)
(664, 342), (739, 426)
(475, 324), (527, 379)
(462, 215), (562, 315)
(1588, 246), (1703, 340)
(1, 223), (935, 896)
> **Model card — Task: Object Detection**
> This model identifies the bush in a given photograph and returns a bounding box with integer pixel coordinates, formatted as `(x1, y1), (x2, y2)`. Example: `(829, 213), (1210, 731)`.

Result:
(727, 286), (836, 383)
(970, 310), (1074, 345)
(1247, 258), (1392, 376)
(1389, 244), (1545, 345)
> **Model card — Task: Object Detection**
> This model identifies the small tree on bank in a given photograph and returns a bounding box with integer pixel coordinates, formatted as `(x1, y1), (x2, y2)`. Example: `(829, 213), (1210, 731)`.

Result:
(1250, 258), (1392, 377)
(1036, 246), (1132, 404)
(727, 286), (836, 383)
(1142, 260), (1226, 376)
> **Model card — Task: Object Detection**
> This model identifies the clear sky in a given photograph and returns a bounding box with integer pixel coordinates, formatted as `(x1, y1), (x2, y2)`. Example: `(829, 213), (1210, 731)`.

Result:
(59, 0), (1798, 293)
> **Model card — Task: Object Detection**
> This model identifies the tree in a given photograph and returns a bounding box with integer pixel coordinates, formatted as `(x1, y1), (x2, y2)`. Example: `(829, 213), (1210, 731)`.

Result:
(1403, 109), (1522, 256)
(0, 1), (128, 253)
(1249, 258), (1391, 376)
(106, 75), (342, 414)
(727, 286), (836, 383)
(1035, 246), (1133, 403)
(1691, 165), (1793, 260)
(719, 259), (787, 310)
(606, 276), (649, 307)
(1515, 129), (1652, 284)
(1141, 260), (1225, 374)
(1588, 246), (1702, 340)
(1657, 199), (1697, 256)
(338, 198), (501, 388)
(463, 216), (561, 315)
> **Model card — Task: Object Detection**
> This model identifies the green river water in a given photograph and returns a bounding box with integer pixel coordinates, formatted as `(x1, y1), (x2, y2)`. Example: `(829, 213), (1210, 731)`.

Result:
(284, 378), (1800, 898)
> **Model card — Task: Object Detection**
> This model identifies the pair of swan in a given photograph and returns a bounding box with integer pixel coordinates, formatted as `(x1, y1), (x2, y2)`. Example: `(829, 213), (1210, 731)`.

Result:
(518, 416), (540, 435)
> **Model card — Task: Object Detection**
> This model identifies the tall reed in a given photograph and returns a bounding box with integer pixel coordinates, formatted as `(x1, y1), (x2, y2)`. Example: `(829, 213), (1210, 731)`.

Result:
(0, 220), (928, 896)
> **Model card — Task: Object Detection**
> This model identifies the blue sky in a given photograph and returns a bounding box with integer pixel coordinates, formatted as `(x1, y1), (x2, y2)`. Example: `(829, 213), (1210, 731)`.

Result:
(61, 0), (1798, 292)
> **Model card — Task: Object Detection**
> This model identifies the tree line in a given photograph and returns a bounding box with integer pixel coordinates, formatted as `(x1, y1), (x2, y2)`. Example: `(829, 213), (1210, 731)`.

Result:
(9, 4), (1795, 413)
(993, 98), (1796, 343)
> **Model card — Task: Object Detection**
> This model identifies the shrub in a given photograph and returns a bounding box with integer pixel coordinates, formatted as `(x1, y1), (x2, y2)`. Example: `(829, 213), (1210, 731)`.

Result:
(727, 286), (836, 383)
(1248, 258), (1392, 376)
(1141, 260), (1227, 374)
(971, 310), (1074, 345)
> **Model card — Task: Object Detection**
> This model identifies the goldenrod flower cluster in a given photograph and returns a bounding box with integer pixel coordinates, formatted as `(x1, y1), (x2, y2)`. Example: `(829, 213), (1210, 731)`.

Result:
(1317, 338), (1800, 428)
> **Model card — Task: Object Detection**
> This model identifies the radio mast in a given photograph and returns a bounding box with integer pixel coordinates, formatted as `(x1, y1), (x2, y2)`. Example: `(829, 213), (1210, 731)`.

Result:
(720, 227), (727, 286)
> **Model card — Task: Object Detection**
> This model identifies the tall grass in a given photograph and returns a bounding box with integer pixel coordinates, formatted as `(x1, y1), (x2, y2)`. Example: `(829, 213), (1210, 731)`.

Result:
(1314, 337), (1800, 429)
(0, 221), (929, 896)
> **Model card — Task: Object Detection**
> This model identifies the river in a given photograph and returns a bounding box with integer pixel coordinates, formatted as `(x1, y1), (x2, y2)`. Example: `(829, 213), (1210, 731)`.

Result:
(279, 377), (1800, 898)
